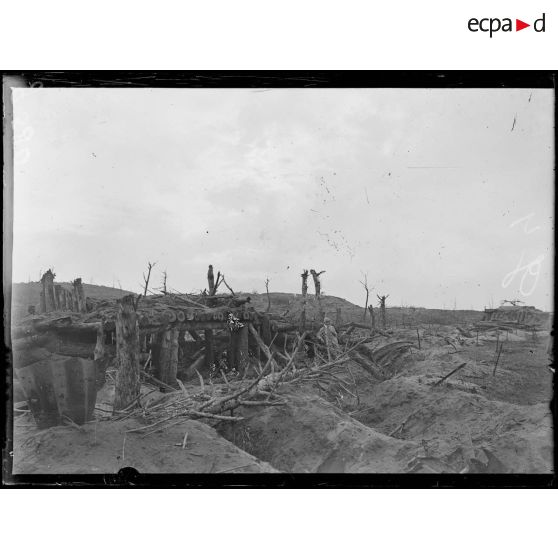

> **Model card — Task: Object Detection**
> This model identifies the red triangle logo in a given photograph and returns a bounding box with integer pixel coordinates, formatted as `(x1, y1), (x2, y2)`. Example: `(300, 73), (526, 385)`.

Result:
(516, 19), (530, 31)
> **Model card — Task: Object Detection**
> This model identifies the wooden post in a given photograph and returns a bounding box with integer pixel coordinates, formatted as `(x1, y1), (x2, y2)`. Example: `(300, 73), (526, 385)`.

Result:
(114, 295), (140, 410)
(73, 278), (85, 313)
(67, 290), (74, 312)
(204, 329), (215, 368)
(157, 330), (171, 382)
(94, 322), (106, 386)
(492, 343), (504, 376)
(335, 308), (342, 329)
(255, 325), (262, 360)
(238, 324), (249, 373)
(54, 285), (63, 310)
(416, 327), (421, 350)
(228, 330), (240, 369)
(167, 329), (179, 386)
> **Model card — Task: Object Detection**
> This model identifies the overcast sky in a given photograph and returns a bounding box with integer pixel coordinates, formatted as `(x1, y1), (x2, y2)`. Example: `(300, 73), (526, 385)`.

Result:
(11, 87), (554, 310)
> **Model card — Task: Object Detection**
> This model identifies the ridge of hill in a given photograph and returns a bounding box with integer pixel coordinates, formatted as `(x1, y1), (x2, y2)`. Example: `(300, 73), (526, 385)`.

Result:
(11, 282), (134, 317)
(13, 284), (548, 328)
(241, 292), (487, 326)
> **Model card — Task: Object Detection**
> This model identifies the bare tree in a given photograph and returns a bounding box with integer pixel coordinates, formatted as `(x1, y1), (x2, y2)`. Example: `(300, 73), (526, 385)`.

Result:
(265, 277), (271, 312)
(161, 270), (168, 295)
(300, 269), (309, 329)
(142, 261), (156, 296)
(359, 273), (371, 321)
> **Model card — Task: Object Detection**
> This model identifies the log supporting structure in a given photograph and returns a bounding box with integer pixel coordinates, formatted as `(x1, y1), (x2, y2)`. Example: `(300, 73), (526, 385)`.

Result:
(15, 269), (297, 395)
(114, 295), (141, 410)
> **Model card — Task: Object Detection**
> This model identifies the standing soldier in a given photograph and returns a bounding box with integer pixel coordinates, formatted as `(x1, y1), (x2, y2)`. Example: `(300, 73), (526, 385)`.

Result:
(317, 317), (340, 361)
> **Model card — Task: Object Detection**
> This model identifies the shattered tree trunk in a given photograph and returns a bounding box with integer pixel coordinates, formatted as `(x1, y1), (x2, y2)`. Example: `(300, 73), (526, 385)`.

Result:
(310, 269), (323, 297)
(368, 305), (375, 333)
(114, 295), (140, 410)
(204, 266), (216, 368)
(377, 295), (388, 330)
(40, 270), (56, 313)
(310, 270), (325, 322)
(207, 265), (215, 294)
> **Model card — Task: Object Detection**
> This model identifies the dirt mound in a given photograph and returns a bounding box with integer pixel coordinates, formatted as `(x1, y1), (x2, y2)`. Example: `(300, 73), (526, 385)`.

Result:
(352, 376), (553, 473)
(217, 391), (419, 473)
(12, 414), (277, 474)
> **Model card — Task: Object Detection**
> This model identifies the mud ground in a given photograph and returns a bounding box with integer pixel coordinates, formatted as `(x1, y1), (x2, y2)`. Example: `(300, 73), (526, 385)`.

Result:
(11, 325), (554, 474)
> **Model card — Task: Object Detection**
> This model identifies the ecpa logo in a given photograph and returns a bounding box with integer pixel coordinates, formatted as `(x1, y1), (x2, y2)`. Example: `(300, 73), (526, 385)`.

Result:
(468, 13), (546, 37)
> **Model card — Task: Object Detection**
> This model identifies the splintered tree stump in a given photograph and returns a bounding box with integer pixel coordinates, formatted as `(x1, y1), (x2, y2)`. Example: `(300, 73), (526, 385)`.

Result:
(207, 265), (215, 294)
(39, 291), (46, 314)
(377, 295), (389, 330)
(40, 270), (56, 313)
(114, 295), (141, 410)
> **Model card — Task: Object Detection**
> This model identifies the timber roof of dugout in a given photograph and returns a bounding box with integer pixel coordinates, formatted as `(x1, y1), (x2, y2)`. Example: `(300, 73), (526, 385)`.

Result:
(12, 292), (296, 339)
